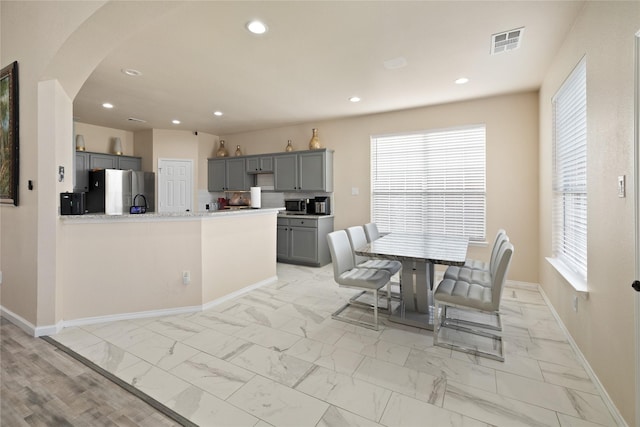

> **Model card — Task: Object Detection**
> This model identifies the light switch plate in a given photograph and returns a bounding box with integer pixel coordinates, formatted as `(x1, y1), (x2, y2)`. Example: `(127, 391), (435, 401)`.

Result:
(618, 175), (625, 198)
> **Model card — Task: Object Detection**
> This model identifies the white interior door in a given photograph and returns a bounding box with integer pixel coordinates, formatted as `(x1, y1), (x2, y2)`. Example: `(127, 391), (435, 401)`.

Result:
(634, 29), (640, 427)
(158, 159), (193, 213)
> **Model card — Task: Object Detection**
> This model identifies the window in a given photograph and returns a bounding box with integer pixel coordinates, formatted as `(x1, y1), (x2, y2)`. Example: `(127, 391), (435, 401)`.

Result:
(552, 58), (587, 284)
(370, 125), (486, 241)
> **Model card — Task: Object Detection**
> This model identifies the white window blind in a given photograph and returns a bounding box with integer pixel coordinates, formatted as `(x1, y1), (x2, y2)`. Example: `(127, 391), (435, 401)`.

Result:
(371, 125), (486, 241)
(552, 58), (587, 281)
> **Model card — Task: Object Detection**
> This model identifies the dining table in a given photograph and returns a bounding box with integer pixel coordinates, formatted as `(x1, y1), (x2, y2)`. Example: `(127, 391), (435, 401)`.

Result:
(355, 232), (469, 330)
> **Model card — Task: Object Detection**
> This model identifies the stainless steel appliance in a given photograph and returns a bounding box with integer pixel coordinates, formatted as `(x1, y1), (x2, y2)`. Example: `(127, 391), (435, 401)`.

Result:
(314, 196), (330, 215)
(284, 198), (306, 214)
(87, 169), (155, 215)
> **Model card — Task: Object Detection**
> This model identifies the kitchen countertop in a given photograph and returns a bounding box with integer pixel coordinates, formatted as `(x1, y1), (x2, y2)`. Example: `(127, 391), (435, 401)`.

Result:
(61, 207), (283, 224)
(277, 213), (334, 219)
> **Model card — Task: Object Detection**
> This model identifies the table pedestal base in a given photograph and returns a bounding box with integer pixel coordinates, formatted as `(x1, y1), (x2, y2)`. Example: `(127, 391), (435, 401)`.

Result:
(388, 260), (436, 330)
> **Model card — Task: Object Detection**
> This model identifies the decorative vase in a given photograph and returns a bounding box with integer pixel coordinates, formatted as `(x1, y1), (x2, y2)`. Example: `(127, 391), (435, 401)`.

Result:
(216, 140), (228, 157)
(113, 137), (123, 155)
(308, 128), (321, 150)
(235, 145), (242, 156)
(285, 140), (294, 152)
(75, 134), (86, 151)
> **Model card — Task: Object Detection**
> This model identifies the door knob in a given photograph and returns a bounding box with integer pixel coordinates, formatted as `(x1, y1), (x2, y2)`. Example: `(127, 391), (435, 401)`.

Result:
(632, 280), (640, 292)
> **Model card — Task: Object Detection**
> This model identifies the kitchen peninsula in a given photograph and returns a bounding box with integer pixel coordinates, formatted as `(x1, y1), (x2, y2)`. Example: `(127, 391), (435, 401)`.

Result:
(59, 208), (279, 324)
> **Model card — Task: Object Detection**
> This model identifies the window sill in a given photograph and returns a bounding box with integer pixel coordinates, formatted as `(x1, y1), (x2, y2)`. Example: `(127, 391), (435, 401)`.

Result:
(546, 257), (589, 297)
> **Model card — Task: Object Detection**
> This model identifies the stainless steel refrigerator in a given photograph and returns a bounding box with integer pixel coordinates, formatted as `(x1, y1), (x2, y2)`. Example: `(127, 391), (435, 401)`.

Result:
(87, 169), (155, 214)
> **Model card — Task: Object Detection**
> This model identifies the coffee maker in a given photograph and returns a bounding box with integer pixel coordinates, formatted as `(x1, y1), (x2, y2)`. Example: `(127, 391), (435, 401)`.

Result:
(314, 196), (330, 215)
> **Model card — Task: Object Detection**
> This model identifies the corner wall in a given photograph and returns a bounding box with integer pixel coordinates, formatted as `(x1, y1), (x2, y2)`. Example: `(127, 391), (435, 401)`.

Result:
(539, 3), (640, 424)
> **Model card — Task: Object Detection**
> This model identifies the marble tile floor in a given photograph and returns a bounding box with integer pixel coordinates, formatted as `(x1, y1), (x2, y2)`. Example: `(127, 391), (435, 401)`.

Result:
(49, 263), (618, 427)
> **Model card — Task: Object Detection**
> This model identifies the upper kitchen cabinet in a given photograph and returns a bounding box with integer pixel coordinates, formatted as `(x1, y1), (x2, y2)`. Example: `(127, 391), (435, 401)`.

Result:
(75, 152), (91, 192)
(117, 155), (142, 171)
(246, 155), (274, 174)
(208, 157), (251, 191)
(274, 149), (333, 192)
(89, 153), (117, 170)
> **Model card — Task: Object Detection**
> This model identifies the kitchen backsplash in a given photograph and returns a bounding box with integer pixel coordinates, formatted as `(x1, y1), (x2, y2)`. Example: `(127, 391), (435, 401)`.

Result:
(197, 189), (332, 212)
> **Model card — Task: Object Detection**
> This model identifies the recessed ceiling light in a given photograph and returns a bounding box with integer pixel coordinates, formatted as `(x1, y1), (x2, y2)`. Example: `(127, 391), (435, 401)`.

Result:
(349, 96), (361, 103)
(121, 68), (142, 77)
(455, 77), (469, 85)
(102, 102), (114, 109)
(246, 20), (268, 35)
(172, 119), (181, 125)
(213, 111), (223, 116)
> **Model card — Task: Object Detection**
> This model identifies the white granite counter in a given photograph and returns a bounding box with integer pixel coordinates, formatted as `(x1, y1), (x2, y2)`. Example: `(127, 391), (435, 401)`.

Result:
(61, 207), (283, 224)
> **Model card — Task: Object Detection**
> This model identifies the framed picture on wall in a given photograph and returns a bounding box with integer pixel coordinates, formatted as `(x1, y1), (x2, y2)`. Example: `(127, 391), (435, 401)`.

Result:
(0, 61), (19, 206)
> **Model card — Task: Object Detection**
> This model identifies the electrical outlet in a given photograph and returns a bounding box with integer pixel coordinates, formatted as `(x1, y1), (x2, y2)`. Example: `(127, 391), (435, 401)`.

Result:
(352, 187), (359, 196)
(182, 270), (190, 285)
(572, 295), (578, 312)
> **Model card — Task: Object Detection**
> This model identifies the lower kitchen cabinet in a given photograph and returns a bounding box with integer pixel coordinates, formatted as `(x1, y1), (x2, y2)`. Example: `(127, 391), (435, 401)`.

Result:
(277, 216), (334, 267)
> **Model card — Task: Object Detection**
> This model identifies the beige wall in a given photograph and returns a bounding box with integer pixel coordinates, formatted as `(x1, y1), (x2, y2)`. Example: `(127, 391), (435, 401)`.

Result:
(223, 91), (540, 284)
(74, 122), (135, 156)
(197, 133), (219, 190)
(539, 3), (639, 424)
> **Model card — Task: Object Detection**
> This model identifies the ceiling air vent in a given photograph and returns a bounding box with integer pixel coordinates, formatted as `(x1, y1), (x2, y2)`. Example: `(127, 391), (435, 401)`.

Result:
(491, 27), (524, 55)
(127, 117), (147, 123)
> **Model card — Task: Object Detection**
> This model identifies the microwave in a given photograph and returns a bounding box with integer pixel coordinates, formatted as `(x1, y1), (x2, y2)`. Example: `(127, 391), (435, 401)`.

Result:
(285, 198), (306, 213)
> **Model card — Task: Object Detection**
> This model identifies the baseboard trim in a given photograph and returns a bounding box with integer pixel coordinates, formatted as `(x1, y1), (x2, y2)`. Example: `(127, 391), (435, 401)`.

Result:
(0, 306), (61, 337)
(201, 275), (278, 311)
(1, 275), (278, 337)
(62, 304), (203, 329)
(63, 275), (278, 331)
(537, 284), (628, 427)
(505, 279), (538, 290)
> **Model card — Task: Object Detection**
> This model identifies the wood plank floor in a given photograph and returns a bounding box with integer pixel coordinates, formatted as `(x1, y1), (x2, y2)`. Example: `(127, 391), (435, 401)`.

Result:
(1, 317), (180, 427)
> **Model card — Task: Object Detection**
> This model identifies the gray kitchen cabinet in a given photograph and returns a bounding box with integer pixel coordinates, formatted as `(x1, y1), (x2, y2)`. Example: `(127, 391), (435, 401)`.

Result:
(299, 150), (333, 191)
(273, 149), (333, 192)
(208, 159), (226, 191)
(89, 153), (117, 170)
(208, 158), (251, 191)
(117, 155), (142, 171)
(246, 155), (274, 173)
(273, 154), (298, 191)
(75, 152), (90, 192)
(277, 216), (334, 267)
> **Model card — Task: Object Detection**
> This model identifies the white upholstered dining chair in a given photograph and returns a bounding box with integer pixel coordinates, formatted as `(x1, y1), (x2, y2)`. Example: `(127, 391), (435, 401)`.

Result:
(346, 226), (402, 308)
(443, 229), (509, 288)
(327, 230), (392, 330)
(433, 241), (514, 361)
(363, 223), (381, 242)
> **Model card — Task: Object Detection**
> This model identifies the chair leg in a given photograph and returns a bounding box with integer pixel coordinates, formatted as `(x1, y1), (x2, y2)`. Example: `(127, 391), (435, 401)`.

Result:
(373, 289), (378, 328)
(332, 289), (381, 331)
(433, 302), (504, 362)
(441, 305), (502, 332)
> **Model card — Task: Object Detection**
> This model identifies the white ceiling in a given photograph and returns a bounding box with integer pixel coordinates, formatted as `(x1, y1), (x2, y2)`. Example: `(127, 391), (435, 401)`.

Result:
(73, 1), (585, 136)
